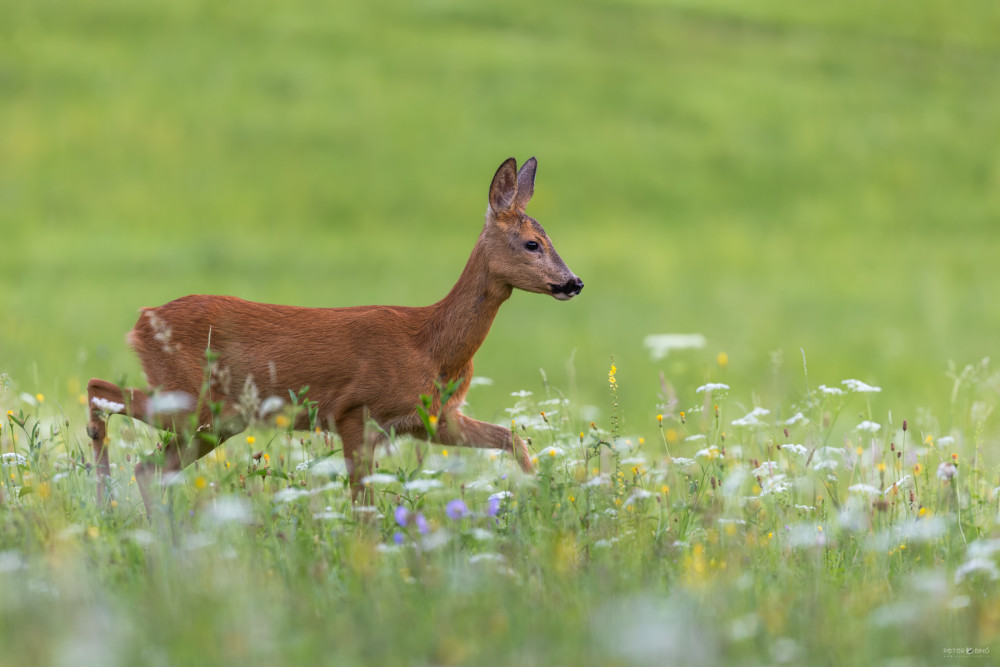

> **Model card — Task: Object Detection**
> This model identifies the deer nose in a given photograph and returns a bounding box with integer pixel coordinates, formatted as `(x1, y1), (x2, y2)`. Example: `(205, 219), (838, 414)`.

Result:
(569, 278), (584, 295)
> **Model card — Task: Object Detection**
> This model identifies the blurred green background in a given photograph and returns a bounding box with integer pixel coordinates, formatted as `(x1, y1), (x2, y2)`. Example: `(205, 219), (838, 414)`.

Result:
(3, 0), (999, 428)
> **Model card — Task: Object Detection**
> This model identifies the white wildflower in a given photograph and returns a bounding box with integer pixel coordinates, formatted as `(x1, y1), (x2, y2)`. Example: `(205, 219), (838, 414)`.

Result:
(537, 446), (565, 458)
(684, 434), (706, 443)
(794, 505), (815, 512)
(695, 447), (723, 460)
(624, 489), (653, 506)
(258, 396), (284, 417)
(842, 379), (882, 393)
(937, 436), (955, 447)
(510, 390), (533, 398)
(206, 497), (254, 524)
(818, 385), (843, 396)
(955, 558), (1000, 583)
(1, 452), (28, 467)
(785, 412), (809, 426)
(403, 478), (444, 493)
(936, 462), (958, 481)
(361, 473), (398, 486)
(488, 490), (513, 501)
(669, 457), (696, 468)
(856, 420), (881, 434)
(469, 552), (505, 564)
(883, 475), (911, 495)
(752, 461), (780, 476)
(469, 376), (494, 387)
(696, 383), (730, 394)
(147, 391), (194, 415)
(731, 407), (770, 428)
(780, 444), (808, 457)
(583, 474), (610, 488)
(761, 474), (791, 495)
(848, 483), (881, 496)
(813, 459), (839, 472)
(273, 487), (311, 503)
(90, 397), (125, 413)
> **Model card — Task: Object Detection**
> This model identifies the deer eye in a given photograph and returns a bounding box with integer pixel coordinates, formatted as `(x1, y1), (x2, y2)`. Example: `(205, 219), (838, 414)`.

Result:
(524, 241), (540, 251)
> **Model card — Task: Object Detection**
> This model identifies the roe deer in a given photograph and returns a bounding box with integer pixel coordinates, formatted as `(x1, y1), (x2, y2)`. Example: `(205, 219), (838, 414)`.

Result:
(86, 156), (583, 516)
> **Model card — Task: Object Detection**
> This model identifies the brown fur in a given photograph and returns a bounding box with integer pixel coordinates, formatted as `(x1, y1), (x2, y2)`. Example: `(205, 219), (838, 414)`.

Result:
(86, 157), (583, 516)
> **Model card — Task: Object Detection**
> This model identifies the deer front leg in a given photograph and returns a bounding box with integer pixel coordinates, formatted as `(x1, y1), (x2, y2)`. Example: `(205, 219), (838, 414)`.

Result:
(86, 378), (152, 507)
(337, 409), (385, 503)
(435, 412), (533, 473)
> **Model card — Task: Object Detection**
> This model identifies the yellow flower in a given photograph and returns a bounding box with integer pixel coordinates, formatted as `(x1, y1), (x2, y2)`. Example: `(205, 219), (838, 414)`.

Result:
(35, 393), (45, 403)
(913, 462), (922, 474)
(78, 394), (87, 406)
(548, 449), (557, 458)
(717, 351), (729, 368)
(195, 476), (207, 490)
(661, 485), (670, 495)
(429, 415), (438, 426)
(275, 414), (290, 428)
(568, 495), (575, 503)
(918, 507), (928, 518)
(925, 435), (934, 446)
(877, 462), (886, 472)
(665, 428), (678, 444)
(656, 414), (663, 425)
(638, 437), (645, 445)
(441, 448), (448, 457)
(246, 435), (256, 445)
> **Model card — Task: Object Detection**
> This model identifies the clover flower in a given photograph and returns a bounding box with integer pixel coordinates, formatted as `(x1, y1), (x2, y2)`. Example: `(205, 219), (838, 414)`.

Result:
(91, 397), (125, 413)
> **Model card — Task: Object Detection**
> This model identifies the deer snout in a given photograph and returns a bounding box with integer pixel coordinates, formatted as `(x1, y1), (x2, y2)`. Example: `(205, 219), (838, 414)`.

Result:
(550, 277), (584, 300)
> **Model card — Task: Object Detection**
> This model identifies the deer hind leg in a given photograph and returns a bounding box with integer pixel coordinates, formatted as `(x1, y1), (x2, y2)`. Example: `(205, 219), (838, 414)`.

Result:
(86, 378), (152, 507)
(434, 412), (534, 473)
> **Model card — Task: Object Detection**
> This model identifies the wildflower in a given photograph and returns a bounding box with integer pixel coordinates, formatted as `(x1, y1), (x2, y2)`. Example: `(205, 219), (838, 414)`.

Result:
(538, 446), (564, 458)
(486, 496), (501, 516)
(393, 532), (405, 545)
(147, 391), (195, 415)
(194, 476), (207, 490)
(936, 462), (957, 481)
(732, 407), (770, 428)
(818, 385), (843, 396)
(414, 513), (429, 534)
(661, 485), (670, 495)
(246, 436), (255, 446)
(679, 411), (686, 423)
(403, 478), (443, 493)
(842, 379), (882, 393)
(951, 452), (958, 462)
(275, 414), (291, 428)
(258, 396), (285, 417)
(877, 462), (886, 472)
(656, 414), (663, 425)
(395, 505), (409, 527)
(781, 444), (808, 457)
(36, 393), (45, 403)
(91, 397), (125, 413)
(914, 462), (922, 474)
(441, 449), (449, 458)
(785, 412), (809, 426)
(695, 383), (729, 394)
(446, 499), (469, 520)
(608, 363), (618, 389)
(428, 415), (438, 426)
(856, 420), (881, 434)
(717, 352), (728, 368)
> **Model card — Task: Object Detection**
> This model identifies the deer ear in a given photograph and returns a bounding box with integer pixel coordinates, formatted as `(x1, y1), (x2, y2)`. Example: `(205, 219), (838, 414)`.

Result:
(514, 157), (536, 211)
(489, 157), (519, 214)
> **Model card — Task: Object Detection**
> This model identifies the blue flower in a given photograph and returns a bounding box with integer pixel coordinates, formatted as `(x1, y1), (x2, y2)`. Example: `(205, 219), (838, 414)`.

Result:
(446, 499), (469, 521)
(415, 513), (429, 534)
(393, 531), (405, 545)
(394, 505), (409, 528)
(486, 496), (501, 517)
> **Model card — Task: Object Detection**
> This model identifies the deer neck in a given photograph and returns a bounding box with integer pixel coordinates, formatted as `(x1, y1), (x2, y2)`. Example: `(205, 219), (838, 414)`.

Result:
(425, 237), (512, 380)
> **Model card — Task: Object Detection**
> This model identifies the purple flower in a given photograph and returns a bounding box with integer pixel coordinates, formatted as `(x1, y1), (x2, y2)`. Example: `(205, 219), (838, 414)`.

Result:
(486, 496), (501, 517)
(394, 505), (409, 528)
(415, 513), (429, 534)
(446, 499), (469, 521)
(393, 531), (405, 545)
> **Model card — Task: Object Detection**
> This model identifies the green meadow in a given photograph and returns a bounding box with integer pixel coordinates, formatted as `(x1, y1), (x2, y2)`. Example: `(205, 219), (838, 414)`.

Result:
(2, 1), (999, 665)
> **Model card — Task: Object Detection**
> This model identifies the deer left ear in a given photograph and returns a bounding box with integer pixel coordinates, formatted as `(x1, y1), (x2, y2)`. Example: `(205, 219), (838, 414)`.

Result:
(489, 158), (519, 214)
(514, 157), (536, 212)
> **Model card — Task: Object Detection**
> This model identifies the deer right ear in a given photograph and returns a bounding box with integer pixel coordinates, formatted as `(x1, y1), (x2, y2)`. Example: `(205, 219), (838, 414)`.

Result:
(488, 158), (519, 214)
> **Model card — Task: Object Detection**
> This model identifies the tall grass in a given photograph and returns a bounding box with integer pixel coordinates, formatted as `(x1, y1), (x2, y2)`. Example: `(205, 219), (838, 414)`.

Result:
(1, 356), (997, 665)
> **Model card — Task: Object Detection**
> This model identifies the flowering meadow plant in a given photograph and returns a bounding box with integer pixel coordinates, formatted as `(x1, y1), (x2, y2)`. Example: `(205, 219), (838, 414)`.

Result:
(0, 358), (998, 665)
